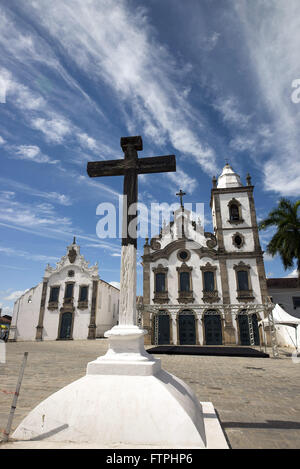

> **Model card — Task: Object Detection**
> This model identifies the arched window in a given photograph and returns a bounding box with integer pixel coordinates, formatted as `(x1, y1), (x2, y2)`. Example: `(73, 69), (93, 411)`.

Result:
(155, 273), (166, 293)
(237, 270), (249, 291)
(230, 204), (240, 221)
(228, 198), (243, 224)
(180, 272), (190, 292)
(203, 271), (215, 292)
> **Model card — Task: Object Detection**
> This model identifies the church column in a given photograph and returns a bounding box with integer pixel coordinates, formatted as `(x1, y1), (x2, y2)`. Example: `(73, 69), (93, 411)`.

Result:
(88, 280), (98, 339)
(35, 280), (48, 341)
(213, 191), (236, 344)
(142, 239), (152, 344)
(171, 313), (177, 345)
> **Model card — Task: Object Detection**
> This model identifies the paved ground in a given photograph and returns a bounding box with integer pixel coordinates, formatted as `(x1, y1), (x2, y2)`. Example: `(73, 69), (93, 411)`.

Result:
(0, 340), (299, 449)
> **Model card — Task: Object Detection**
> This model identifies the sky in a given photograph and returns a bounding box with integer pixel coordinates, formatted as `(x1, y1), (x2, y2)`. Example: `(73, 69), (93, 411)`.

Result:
(1, 0), (300, 316)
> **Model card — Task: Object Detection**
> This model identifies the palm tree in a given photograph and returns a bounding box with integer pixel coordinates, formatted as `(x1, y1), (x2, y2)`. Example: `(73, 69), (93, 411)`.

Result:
(258, 198), (300, 280)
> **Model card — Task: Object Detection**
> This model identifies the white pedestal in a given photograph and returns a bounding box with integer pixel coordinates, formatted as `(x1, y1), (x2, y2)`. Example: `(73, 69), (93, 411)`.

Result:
(11, 326), (227, 448)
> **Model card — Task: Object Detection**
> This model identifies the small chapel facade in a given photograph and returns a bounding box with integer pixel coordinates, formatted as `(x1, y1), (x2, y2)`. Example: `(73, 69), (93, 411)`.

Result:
(141, 164), (269, 346)
(9, 239), (120, 342)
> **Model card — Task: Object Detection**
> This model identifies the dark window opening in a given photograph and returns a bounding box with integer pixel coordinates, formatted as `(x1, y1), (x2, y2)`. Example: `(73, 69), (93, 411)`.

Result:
(65, 283), (74, 299)
(230, 204), (240, 221)
(155, 273), (166, 293)
(179, 250), (188, 260)
(180, 272), (190, 292)
(293, 297), (300, 309)
(237, 271), (249, 291)
(79, 286), (88, 302)
(204, 271), (215, 292)
(49, 287), (59, 302)
(234, 235), (242, 246)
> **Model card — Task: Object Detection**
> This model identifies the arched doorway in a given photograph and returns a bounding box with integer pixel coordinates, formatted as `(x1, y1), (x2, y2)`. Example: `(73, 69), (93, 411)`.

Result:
(59, 312), (73, 339)
(238, 312), (260, 345)
(154, 312), (170, 345)
(178, 310), (196, 345)
(204, 310), (222, 345)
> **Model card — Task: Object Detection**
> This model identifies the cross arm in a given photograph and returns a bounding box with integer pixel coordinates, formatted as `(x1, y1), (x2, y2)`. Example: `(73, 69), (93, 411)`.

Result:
(87, 159), (126, 178)
(137, 155), (176, 174)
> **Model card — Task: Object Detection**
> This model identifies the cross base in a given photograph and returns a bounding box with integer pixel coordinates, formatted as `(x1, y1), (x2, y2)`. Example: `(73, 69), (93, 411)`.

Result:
(87, 325), (161, 376)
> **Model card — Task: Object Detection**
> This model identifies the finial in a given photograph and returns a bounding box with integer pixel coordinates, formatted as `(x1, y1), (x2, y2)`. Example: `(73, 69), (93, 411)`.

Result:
(246, 173), (252, 186)
(73, 236), (76, 244)
(212, 176), (217, 188)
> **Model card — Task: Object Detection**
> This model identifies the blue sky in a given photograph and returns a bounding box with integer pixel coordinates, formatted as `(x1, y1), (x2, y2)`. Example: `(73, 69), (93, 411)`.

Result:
(1, 0), (300, 315)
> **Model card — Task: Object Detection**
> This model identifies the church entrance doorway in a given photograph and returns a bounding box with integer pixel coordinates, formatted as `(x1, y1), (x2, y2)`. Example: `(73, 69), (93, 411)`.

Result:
(204, 311), (222, 345)
(59, 312), (73, 339)
(178, 311), (196, 345)
(154, 312), (170, 345)
(238, 313), (260, 345)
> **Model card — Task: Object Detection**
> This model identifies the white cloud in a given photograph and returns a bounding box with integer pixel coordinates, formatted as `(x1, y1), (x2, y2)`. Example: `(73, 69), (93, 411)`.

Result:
(235, 0), (300, 195)
(0, 135), (5, 145)
(31, 117), (72, 143)
(284, 269), (298, 278)
(23, 0), (218, 175)
(4, 290), (28, 301)
(214, 96), (251, 128)
(165, 167), (197, 193)
(14, 145), (58, 164)
(109, 281), (120, 289)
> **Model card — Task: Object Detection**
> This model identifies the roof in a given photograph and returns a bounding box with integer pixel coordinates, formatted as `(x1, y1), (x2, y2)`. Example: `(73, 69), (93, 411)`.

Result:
(0, 316), (11, 324)
(262, 304), (300, 325)
(267, 278), (300, 289)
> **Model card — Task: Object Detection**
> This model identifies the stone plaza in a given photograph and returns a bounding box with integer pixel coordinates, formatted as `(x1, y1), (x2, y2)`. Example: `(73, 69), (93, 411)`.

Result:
(0, 340), (299, 449)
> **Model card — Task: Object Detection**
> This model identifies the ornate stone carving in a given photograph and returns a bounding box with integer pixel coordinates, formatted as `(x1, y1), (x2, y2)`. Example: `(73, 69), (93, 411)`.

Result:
(68, 248), (77, 264)
(204, 232), (217, 249)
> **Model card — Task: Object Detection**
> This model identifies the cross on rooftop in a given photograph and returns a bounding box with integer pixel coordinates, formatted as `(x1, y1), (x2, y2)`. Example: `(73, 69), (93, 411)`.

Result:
(176, 189), (186, 208)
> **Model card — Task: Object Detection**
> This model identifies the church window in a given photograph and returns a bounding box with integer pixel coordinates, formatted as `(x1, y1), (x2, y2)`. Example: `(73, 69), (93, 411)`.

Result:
(232, 232), (245, 249)
(180, 272), (190, 292)
(230, 204), (240, 221)
(179, 250), (188, 260)
(49, 286), (60, 302)
(228, 199), (243, 224)
(155, 273), (166, 293)
(237, 270), (249, 291)
(79, 286), (88, 302)
(152, 265), (169, 303)
(65, 283), (74, 299)
(203, 271), (215, 292)
(68, 270), (75, 277)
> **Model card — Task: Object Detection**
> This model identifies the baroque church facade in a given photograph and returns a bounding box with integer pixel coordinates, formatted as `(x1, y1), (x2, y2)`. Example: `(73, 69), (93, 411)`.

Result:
(141, 164), (269, 346)
(9, 239), (120, 342)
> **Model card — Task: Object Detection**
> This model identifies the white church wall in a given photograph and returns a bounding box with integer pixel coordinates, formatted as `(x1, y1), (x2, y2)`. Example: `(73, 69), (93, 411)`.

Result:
(42, 266), (95, 340)
(226, 258), (262, 304)
(96, 281), (119, 337)
(10, 284), (43, 341)
(223, 229), (255, 253)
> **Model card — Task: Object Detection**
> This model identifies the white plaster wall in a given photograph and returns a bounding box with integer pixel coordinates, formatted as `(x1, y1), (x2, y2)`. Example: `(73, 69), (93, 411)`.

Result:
(226, 258), (262, 304)
(96, 281), (119, 337)
(150, 250), (222, 305)
(223, 229), (254, 253)
(10, 284), (42, 341)
(268, 288), (300, 320)
(219, 192), (252, 229)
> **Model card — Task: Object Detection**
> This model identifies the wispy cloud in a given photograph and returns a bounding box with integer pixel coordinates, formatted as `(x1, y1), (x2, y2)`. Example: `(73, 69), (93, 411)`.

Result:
(19, 0), (218, 174)
(235, 0), (300, 196)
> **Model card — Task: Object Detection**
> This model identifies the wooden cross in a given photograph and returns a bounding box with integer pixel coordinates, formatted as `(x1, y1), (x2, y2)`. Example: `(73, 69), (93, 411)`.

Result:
(176, 189), (186, 208)
(87, 136), (176, 326)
